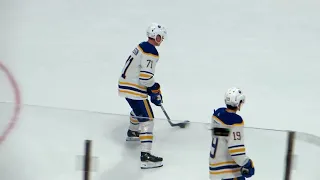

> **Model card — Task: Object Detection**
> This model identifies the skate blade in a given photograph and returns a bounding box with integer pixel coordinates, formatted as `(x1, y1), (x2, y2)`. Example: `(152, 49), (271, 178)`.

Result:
(126, 137), (140, 141)
(140, 161), (163, 169)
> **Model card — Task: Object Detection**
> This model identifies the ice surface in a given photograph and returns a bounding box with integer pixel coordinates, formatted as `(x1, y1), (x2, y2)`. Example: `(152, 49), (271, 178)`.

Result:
(0, 105), (276, 180)
(0, 104), (319, 180)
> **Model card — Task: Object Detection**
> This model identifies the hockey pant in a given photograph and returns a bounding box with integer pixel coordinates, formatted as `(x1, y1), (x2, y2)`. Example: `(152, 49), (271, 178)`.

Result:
(222, 177), (245, 180)
(126, 98), (154, 153)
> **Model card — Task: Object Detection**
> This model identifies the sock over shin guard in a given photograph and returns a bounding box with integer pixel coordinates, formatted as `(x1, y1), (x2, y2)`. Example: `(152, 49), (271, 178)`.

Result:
(129, 111), (139, 132)
(139, 120), (154, 152)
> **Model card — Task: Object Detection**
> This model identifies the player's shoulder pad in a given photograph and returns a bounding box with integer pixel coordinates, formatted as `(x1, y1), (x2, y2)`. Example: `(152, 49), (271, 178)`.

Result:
(213, 107), (244, 126)
(138, 41), (159, 58)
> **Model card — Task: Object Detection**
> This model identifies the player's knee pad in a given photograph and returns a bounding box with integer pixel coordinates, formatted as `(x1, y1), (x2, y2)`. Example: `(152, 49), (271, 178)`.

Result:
(140, 120), (154, 133)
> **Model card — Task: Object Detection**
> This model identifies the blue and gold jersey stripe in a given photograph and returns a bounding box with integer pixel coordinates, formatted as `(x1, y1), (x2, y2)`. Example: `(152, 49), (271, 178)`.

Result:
(139, 71), (154, 80)
(228, 144), (246, 157)
(143, 99), (154, 119)
(119, 82), (147, 91)
(212, 115), (244, 126)
(209, 161), (241, 175)
(137, 45), (159, 58)
(118, 81), (148, 98)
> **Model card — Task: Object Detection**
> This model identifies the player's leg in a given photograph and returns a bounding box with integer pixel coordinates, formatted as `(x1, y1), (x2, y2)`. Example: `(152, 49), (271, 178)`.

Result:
(128, 98), (163, 169)
(125, 98), (141, 141)
(139, 99), (163, 169)
(126, 110), (140, 141)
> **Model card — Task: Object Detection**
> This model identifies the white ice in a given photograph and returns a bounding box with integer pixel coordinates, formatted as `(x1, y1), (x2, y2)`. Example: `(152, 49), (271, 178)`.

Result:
(0, 0), (320, 179)
(0, 104), (319, 180)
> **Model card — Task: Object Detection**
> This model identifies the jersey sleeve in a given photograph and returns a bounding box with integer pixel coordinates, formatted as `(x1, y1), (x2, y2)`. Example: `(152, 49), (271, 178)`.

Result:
(139, 52), (158, 88)
(227, 124), (250, 166)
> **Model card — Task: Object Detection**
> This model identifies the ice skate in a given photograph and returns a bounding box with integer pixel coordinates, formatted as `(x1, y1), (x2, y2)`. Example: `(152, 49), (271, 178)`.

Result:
(126, 129), (140, 141)
(140, 152), (163, 169)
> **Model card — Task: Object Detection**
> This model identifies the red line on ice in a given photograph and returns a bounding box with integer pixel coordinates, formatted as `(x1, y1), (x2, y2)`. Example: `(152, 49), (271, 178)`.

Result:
(0, 61), (21, 145)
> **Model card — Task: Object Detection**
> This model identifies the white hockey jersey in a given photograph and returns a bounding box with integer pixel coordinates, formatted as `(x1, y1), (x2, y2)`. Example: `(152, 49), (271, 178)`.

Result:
(118, 41), (159, 100)
(209, 107), (250, 180)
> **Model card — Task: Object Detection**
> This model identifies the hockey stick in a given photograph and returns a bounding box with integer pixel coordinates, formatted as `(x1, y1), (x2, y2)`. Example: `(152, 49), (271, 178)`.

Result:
(160, 104), (190, 128)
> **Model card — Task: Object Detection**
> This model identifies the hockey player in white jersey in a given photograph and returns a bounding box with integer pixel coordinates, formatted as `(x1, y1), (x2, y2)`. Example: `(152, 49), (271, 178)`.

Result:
(209, 87), (255, 180)
(118, 23), (167, 169)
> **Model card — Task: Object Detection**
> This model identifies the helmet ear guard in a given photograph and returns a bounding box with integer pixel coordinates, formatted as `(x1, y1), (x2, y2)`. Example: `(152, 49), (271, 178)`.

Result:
(154, 35), (164, 44)
(155, 35), (162, 44)
(238, 100), (244, 111)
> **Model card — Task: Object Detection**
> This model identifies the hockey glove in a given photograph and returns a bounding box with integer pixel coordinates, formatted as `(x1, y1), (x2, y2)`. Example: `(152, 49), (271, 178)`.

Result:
(147, 83), (163, 106)
(240, 159), (255, 178)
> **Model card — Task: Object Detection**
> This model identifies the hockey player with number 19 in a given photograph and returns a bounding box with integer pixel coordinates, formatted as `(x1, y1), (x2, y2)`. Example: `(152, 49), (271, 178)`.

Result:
(118, 23), (167, 169)
(209, 87), (255, 180)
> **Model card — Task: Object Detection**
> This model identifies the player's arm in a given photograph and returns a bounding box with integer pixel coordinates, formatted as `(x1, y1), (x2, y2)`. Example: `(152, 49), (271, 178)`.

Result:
(228, 125), (255, 178)
(139, 54), (161, 95)
(139, 54), (158, 88)
(139, 54), (162, 105)
(227, 126), (250, 166)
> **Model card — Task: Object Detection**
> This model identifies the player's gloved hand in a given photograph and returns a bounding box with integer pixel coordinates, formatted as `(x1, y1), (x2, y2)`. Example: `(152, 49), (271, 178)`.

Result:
(150, 93), (162, 106)
(147, 82), (163, 106)
(240, 159), (255, 178)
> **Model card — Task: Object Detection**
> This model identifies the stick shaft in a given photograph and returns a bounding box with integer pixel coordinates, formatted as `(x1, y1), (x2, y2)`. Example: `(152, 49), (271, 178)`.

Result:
(160, 104), (170, 120)
(160, 104), (173, 125)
